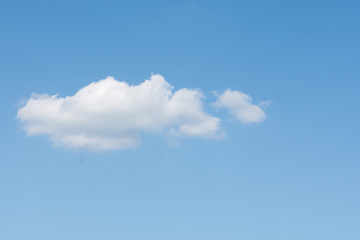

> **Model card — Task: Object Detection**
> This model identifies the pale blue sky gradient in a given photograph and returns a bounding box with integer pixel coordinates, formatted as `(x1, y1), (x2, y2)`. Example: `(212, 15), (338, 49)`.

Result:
(1, 0), (359, 239)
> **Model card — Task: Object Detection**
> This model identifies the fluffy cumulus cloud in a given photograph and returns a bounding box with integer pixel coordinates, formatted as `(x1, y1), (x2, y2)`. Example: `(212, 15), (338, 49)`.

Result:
(17, 74), (222, 151)
(214, 89), (266, 123)
(17, 74), (268, 151)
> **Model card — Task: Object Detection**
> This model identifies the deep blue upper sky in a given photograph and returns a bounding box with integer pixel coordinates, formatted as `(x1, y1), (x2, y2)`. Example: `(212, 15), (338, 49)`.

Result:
(1, 1), (359, 239)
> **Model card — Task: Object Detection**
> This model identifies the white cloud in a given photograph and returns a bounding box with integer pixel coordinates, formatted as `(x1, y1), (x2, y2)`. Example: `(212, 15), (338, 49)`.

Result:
(17, 74), (222, 151)
(214, 89), (267, 123)
(17, 75), (269, 151)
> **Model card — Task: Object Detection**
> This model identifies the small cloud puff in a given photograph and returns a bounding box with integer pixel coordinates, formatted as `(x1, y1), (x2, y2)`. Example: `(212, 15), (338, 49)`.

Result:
(214, 89), (267, 123)
(17, 74), (222, 151)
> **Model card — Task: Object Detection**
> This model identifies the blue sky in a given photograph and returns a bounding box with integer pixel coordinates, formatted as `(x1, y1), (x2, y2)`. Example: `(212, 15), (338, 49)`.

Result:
(1, 0), (360, 239)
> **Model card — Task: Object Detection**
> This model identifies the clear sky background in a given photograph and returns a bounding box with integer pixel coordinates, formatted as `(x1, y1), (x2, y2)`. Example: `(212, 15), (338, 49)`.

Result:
(1, 0), (360, 239)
